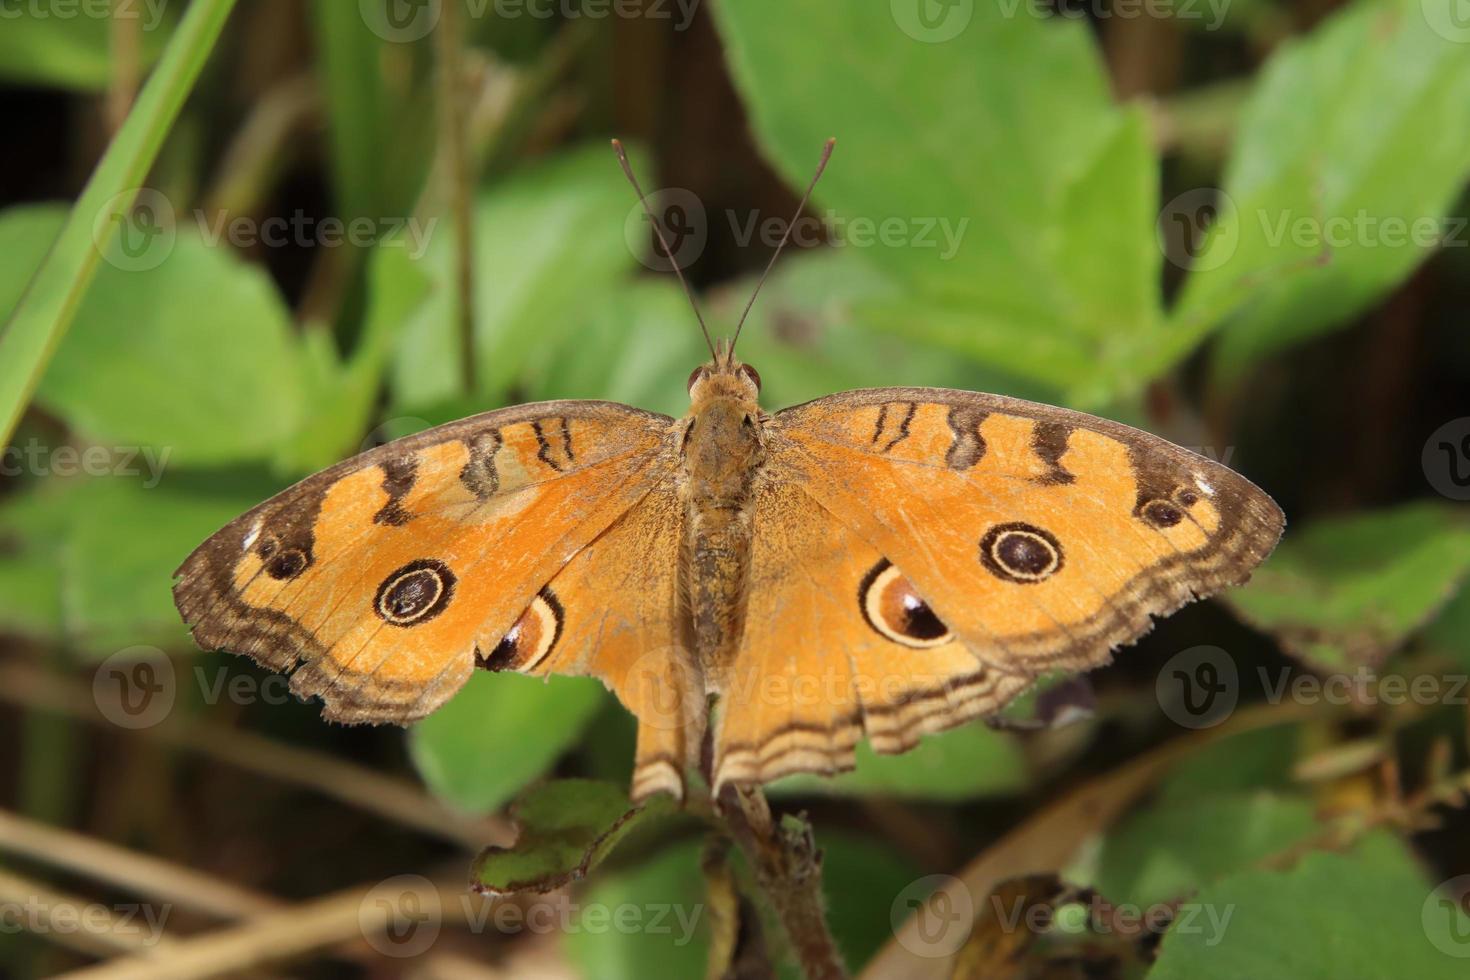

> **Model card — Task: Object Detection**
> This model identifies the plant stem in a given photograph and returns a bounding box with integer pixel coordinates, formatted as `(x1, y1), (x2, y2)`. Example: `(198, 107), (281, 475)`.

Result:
(435, 0), (477, 397)
(719, 785), (847, 980)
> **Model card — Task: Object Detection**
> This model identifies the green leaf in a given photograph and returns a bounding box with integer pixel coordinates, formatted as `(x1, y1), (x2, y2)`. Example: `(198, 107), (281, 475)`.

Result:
(277, 239), (431, 473)
(1228, 503), (1470, 672)
(1093, 791), (1319, 909)
(1173, 0), (1470, 377)
(33, 231), (308, 467)
(0, 5), (170, 90)
(1154, 724), (1302, 805)
(819, 833), (921, 970)
(1148, 832), (1470, 980)
(563, 840), (708, 980)
(389, 145), (643, 407)
(713, 2), (1164, 405)
(0, 472), (277, 652)
(471, 779), (672, 895)
(411, 673), (609, 815)
(525, 279), (707, 417)
(769, 723), (1027, 801)
(1423, 582), (1470, 672)
(0, 0), (239, 446)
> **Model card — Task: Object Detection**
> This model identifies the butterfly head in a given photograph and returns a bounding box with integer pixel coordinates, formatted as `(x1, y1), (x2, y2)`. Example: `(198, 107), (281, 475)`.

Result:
(687, 341), (761, 408)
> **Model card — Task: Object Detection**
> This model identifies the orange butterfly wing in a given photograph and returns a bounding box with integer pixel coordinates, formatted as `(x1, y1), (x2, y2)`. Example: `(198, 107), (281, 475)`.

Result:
(173, 401), (677, 724)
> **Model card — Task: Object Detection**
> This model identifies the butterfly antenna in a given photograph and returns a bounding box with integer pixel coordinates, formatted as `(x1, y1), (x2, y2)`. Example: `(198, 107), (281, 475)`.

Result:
(728, 137), (836, 363)
(611, 139), (717, 362)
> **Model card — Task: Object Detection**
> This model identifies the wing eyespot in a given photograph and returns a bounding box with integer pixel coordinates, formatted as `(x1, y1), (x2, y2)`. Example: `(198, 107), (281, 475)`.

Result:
(980, 523), (1064, 583)
(859, 559), (953, 648)
(374, 559), (457, 626)
(477, 587), (563, 672)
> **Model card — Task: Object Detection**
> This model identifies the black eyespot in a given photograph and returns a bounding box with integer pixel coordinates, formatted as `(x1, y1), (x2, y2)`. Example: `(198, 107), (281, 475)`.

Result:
(265, 548), (309, 580)
(375, 559), (457, 626)
(980, 523), (1064, 584)
(738, 363), (761, 392)
(1141, 499), (1185, 528)
(477, 588), (563, 672)
(687, 366), (708, 393)
(859, 559), (953, 648)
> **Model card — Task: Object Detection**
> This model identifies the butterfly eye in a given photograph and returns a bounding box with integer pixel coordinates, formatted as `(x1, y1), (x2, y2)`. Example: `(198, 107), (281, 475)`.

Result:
(738, 363), (761, 392)
(687, 367), (708, 393)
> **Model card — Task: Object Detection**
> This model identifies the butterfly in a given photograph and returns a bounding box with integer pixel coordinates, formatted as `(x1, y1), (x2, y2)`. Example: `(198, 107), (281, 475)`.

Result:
(173, 141), (1284, 803)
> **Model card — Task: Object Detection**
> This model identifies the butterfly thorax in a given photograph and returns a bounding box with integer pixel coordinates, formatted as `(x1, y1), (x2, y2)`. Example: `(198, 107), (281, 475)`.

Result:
(681, 367), (765, 689)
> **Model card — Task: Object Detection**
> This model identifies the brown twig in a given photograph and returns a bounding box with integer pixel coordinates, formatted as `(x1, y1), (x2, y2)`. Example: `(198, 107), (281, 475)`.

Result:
(718, 785), (847, 980)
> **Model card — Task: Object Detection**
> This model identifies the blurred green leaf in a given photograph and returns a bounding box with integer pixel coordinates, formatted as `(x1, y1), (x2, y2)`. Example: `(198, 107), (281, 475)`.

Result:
(1228, 503), (1470, 672)
(411, 673), (609, 815)
(526, 279), (706, 418)
(278, 239), (432, 473)
(472, 778), (670, 894)
(0, 5), (170, 90)
(563, 840), (707, 980)
(0, 0), (239, 447)
(389, 144), (643, 407)
(0, 473), (274, 652)
(819, 832), (921, 969)
(709, 249), (1049, 410)
(1148, 832), (1469, 979)
(28, 231), (309, 467)
(1094, 791), (1318, 908)
(1154, 724), (1302, 805)
(770, 723), (1027, 801)
(714, 2), (1164, 405)
(1174, 0), (1470, 377)
(1423, 581), (1470, 671)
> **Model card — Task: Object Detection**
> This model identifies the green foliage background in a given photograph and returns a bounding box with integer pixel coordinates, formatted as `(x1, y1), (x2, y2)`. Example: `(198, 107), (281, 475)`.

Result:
(1, 0), (1469, 976)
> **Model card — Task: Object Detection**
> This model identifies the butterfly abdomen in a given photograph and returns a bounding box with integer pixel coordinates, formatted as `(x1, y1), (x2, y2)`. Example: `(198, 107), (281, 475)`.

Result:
(681, 382), (766, 689)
